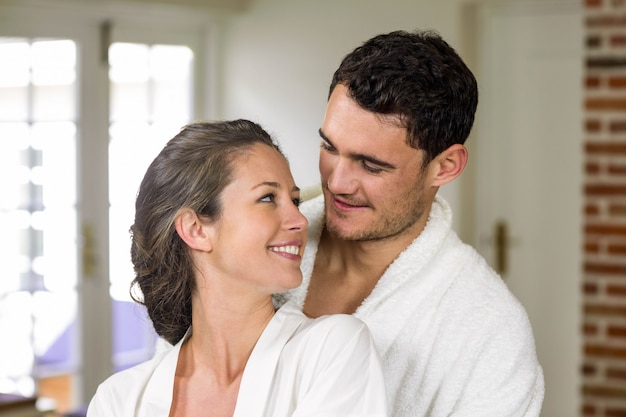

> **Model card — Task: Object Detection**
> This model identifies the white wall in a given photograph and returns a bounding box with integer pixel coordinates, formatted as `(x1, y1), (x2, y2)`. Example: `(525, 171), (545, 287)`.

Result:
(217, 0), (465, 196)
(217, 2), (582, 416)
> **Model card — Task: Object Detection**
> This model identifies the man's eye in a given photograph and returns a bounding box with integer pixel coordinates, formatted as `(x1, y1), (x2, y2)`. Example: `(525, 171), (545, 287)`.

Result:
(320, 140), (335, 152)
(362, 161), (383, 174)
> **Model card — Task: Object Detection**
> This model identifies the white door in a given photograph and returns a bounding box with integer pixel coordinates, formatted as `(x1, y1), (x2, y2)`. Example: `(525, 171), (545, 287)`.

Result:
(474, 2), (583, 416)
(0, 3), (207, 410)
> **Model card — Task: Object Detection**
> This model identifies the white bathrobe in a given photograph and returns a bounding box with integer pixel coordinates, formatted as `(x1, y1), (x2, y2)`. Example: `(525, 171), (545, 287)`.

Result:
(87, 300), (388, 417)
(274, 195), (544, 417)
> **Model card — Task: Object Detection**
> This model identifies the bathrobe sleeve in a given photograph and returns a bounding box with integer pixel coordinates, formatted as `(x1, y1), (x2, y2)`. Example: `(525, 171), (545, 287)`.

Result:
(262, 313), (388, 417)
(86, 338), (180, 417)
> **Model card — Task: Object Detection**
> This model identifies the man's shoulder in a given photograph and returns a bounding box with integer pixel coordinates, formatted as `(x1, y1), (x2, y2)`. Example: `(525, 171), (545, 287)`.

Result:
(299, 190), (324, 217)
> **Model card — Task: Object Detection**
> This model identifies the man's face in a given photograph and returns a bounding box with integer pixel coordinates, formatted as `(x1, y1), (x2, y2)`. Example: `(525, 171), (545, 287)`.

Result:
(319, 84), (438, 242)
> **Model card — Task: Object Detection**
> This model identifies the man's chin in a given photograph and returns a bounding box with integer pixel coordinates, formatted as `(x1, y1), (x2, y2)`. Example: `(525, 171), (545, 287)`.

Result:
(326, 220), (369, 241)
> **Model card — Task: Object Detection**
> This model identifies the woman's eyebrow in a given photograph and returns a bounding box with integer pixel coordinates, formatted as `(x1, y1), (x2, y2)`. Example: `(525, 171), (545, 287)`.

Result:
(252, 182), (301, 193)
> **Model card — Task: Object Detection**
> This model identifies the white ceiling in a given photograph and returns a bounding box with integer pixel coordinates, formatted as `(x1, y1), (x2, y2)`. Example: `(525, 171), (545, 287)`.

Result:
(111, 0), (253, 12)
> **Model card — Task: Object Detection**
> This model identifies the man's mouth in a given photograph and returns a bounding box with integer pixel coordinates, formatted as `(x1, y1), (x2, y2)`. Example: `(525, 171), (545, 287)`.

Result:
(332, 195), (368, 210)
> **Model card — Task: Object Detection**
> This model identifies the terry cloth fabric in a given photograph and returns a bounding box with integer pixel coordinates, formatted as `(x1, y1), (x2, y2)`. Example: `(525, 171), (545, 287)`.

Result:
(274, 194), (544, 417)
(86, 300), (388, 417)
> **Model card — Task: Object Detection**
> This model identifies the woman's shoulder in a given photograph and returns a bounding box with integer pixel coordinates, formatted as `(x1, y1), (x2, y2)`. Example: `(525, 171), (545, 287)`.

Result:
(308, 312), (369, 338)
(280, 300), (368, 333)
(92, 355), (161, 399)
(87, 343), (177, 415)
(279, 302), (374, 355)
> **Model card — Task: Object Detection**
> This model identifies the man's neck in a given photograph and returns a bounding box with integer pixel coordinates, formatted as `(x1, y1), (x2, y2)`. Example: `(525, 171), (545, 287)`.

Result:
(302, 226), (419, 317)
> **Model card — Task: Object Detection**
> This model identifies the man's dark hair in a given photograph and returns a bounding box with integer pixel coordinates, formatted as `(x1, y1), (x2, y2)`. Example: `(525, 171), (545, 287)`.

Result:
(330, 30), (478, 165)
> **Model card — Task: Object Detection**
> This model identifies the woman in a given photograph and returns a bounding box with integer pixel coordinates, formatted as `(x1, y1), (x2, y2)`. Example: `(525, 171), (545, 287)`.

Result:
(87, 119), (388, 417)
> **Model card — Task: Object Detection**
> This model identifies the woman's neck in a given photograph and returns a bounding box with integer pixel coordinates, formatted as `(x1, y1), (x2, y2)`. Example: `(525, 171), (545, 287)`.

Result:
(168, 296), (275, 417)
(189, 294), (275, 381)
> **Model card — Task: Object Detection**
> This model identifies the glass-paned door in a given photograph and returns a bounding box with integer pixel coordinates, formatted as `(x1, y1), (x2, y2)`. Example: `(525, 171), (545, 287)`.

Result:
(0, 9), (203, 412)
(108, 42), (194, 372)
(0, 38), (78, 410)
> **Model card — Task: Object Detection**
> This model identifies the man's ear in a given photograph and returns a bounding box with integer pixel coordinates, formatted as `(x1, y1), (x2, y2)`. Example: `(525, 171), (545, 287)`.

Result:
(431, 144), (468, 187)
(174, 208), (213, 252)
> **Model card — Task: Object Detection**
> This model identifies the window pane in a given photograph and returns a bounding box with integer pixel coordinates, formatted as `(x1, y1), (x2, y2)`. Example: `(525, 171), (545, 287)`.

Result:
(0, 39), (30, 121)
(152, 45), (193, 119)
(32, 40), (76, 86)
(0, 39), (30, 87)
(109, 43), (150, 121)
(109, 42), (193, 372)
(33, 84), (76, 121)
(0, 86), (29, 121)
(0, 38), (78, 406)
(31, 40), (76, 121)
(0, 292), (36, 396)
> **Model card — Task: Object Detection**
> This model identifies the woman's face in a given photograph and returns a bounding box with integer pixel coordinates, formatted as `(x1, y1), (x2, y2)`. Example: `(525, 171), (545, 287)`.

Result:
(205, 143), (307, 296)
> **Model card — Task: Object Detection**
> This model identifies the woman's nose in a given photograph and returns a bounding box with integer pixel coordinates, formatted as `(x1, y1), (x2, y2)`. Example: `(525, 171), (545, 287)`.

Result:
(285, 203), (308, 231)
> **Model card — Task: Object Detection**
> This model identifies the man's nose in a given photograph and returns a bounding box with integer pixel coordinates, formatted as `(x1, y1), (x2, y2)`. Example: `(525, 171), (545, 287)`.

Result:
(326, 158), (358, 195)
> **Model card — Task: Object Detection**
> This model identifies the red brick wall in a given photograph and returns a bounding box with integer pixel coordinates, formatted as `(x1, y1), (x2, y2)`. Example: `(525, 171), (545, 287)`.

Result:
(584, 0), (626, 415)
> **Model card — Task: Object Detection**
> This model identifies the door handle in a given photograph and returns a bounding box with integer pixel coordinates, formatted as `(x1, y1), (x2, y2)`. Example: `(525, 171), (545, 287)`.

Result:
(495, 220), (508, 276)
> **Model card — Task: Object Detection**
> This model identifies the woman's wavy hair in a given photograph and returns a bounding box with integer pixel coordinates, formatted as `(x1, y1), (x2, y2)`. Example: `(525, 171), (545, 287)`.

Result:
(129, 119), (283, 345)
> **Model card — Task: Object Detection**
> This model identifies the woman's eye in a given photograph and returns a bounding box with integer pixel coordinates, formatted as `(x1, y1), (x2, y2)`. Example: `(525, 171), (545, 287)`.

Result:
(292, 197), (302, 207)
(260, 193), (275, 203)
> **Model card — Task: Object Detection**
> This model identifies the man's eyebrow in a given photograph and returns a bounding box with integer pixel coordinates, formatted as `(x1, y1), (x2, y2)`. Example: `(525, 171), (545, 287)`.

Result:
(318, 128), (331, 143)
(318, 128), (397, 170)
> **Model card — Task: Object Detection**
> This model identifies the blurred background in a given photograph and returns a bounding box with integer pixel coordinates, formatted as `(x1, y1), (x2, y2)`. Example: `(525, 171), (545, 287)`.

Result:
(0, 0), (617, 416)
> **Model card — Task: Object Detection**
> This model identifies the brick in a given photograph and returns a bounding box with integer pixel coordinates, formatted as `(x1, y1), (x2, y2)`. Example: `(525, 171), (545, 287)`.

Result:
(586, 163), (601, 175)
(611, 121), (626, 132)
(585, 281), (600, 294)
(608, 326), (626, 338)
(585, 224), (626, 236)
(585, 262), (626, 275)
(583, 362), (597, 375)
(607, 284), (626, 296)
(587, 119), (603, 132)
(608, 242), (626, 253)
(586, 142), (626, 154)
(608, 165), (626, 175)
(584, 322), (599, 335)
(586, 97), (626, 110)
(586, 203), (600, 215)
(588, 75), (602, 88)
(585, 184), (626, 196)
(582, 403), (596, 416)
(586, 304), (626, 317)
(612, 34), (626, 47)
(583, 383), (626, 397)
(587, 35), (603, 48)
(587, 15), (626, 27)
(585, 242), (599, 252)
(586, 0), (602, 7)
(607, 367), (626, 380)
(606, 408), (626, 417)
(610, 76), (626, 88)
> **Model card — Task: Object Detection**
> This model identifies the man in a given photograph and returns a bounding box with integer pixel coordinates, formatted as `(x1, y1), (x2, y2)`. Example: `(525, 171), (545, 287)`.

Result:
(274, 30), (544, 416)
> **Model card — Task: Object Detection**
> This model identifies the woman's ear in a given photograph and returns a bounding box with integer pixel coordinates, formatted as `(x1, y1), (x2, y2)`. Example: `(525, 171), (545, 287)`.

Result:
(431, 144), (468, 187)
(174, 208), (213, 252)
